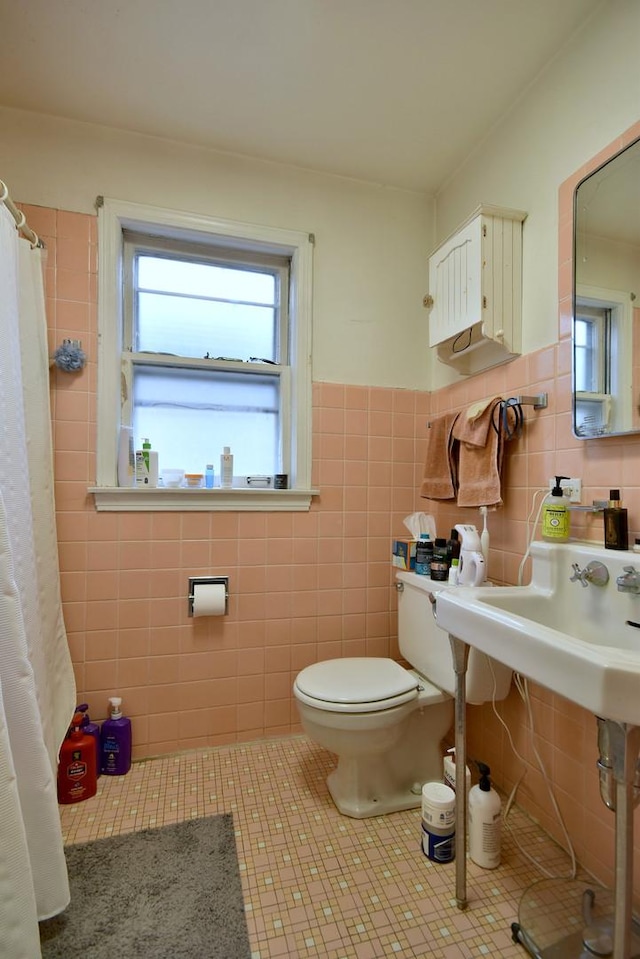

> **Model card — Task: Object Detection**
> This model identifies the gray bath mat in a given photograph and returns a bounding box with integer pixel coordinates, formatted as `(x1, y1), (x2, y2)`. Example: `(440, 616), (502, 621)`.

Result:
(40, 814), (251, 959)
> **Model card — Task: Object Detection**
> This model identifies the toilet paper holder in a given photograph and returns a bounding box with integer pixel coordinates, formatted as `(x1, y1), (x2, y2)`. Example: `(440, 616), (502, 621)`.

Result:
(188, 576), (229, 617)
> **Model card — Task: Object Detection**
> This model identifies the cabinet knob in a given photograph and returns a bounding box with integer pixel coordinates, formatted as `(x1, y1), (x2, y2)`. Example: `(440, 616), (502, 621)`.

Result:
(423, 294), (434, 309)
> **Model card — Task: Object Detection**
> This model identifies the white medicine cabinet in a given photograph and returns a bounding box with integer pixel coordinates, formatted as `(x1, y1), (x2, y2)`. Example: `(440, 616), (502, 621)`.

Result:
(426, 204), (526, 374)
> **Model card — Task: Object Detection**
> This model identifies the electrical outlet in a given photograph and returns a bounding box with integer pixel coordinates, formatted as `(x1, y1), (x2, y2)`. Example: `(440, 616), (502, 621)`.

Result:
(548, 477), (582, 503)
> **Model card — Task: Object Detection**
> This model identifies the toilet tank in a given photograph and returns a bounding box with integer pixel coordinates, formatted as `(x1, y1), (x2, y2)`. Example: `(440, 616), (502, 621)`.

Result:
(396, 571), (512, 704)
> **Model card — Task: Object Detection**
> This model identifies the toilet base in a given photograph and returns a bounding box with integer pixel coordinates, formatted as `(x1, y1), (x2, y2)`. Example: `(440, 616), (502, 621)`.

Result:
(323, 698), (453, 818)
(326, 766), (425, 818)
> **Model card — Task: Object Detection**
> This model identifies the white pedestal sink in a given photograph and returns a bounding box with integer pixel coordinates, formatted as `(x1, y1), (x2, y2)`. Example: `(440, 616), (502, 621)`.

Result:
(436, 540), (640, 725)
(435, 540), (640, 959)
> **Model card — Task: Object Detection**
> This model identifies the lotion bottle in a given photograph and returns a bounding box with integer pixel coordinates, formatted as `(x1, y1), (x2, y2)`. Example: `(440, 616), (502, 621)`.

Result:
(468, 761), (501, 868)
(220, 447), (233, 488)
(541, 476), (570, 543)
(100, 697), (132, 776)
(135, 438), (150, 486)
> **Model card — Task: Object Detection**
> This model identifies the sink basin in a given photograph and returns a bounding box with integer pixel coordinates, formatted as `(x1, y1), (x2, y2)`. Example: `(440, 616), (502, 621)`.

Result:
(435, 541), (640, 725)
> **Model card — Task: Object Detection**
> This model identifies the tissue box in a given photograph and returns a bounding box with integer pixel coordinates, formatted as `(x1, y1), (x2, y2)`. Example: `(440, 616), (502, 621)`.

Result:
(392, 539), (417, 570)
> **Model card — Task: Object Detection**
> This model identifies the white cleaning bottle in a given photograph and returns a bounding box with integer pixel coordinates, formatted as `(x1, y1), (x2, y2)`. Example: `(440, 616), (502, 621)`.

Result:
(220, 447), (233, 488)
(117, 426), (135, 487)
(468, 761), (501, 868)
(443, 747), (471, 796)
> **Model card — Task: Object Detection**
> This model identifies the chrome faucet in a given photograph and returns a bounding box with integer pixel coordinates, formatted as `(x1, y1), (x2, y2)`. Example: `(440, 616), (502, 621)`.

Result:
(569, 560), (609, 588)
(616, 565), (640, 594)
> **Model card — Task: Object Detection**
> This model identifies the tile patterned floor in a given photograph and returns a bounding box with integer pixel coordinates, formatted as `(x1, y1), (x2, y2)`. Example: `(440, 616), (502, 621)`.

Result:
(59, 735), (595, 958)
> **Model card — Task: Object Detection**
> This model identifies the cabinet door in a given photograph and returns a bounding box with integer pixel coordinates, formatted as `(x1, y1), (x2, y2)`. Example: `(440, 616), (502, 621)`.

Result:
(428, 215), (482, 347)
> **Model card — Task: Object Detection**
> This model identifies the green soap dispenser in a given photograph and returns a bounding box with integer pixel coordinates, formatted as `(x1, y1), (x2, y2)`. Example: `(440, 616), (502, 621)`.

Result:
(542, 476), (571, 542)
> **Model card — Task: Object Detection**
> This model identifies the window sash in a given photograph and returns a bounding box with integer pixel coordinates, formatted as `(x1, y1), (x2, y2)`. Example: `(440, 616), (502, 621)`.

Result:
(121, 230), (292, 480)
(131, 363), (283, 478)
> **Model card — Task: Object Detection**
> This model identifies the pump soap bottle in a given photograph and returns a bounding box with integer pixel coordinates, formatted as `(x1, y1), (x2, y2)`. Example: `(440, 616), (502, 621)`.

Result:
(604, 489), (629, 550)
(57, 712), (98, 804)
(468, 761), (501, 869)
(541, 476), (570, 543)
(100, 697), (132, 775)
(75, 703), (101, 777)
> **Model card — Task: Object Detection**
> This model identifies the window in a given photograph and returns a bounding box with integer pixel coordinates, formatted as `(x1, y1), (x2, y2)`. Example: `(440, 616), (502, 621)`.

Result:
(95, 199), (314, 510)
(573, 286), (633, 436)
(574, 304), (609, 395)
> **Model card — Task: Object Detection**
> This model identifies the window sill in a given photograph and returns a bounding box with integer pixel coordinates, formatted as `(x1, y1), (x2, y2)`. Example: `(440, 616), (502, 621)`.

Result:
(89, 487), (320, 512)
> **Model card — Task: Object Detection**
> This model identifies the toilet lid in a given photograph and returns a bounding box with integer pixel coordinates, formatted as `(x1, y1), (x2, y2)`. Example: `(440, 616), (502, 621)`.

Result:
(294, 658), (419, 712)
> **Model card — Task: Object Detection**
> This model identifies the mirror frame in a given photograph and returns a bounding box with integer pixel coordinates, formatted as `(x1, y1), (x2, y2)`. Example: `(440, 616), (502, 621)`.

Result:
(571, 131), (640, 439)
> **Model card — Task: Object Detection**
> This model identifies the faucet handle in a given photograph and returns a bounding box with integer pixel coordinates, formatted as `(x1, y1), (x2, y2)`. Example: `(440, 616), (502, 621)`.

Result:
(570, 563), (588, 587)
(570, 561), (609, 588)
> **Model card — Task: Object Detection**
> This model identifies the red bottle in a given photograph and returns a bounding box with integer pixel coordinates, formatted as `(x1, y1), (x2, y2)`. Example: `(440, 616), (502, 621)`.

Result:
(57, 712), (98, 804)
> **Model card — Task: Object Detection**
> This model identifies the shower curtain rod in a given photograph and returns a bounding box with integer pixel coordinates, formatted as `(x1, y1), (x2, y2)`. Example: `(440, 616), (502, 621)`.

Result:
(0, 178), (41, 247)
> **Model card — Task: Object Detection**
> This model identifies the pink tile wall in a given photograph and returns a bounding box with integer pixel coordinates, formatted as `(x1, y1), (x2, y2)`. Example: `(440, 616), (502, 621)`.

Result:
(22, 120), (640, 896)
(26, 198), (429, 756)
(420, 121), (640, 895)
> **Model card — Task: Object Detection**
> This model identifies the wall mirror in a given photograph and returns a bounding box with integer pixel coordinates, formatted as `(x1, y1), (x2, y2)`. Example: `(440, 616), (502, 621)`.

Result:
(572, 136), (640, 438)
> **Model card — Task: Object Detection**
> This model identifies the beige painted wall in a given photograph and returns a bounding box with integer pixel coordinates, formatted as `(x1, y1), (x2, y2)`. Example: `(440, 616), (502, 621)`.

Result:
(0, 106), (434, 391)
(432, 0), (640, 387)
(4, 2), (638, 396)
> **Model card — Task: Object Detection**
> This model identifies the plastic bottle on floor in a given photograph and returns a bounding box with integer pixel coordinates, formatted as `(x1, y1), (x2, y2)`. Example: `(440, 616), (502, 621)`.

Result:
(58, 711), (98, 804)
(468, 761), (501, 868)
(100, 697), (132, 775)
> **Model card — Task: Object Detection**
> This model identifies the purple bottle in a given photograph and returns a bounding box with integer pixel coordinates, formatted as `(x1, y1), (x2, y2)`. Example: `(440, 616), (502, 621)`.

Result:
(76, 702), (101, 778)
(100, 697), (132, 775)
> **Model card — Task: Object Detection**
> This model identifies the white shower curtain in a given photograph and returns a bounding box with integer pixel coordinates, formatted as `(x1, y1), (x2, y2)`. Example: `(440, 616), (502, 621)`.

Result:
(0, 205), (77, 957)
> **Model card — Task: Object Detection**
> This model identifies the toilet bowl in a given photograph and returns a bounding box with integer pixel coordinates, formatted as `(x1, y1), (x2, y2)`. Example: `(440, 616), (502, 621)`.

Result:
(293, 572), (512, 818)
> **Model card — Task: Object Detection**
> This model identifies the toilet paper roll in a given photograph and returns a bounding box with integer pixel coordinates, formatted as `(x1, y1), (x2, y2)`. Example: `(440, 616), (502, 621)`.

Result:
(191, 582), (226, 617)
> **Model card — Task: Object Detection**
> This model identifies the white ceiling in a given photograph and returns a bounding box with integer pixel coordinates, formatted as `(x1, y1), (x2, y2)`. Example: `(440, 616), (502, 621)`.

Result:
(0, 0), (603, 194)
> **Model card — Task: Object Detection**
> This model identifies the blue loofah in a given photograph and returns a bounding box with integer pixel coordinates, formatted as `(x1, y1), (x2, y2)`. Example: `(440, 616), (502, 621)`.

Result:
(53, 341), (86, 372)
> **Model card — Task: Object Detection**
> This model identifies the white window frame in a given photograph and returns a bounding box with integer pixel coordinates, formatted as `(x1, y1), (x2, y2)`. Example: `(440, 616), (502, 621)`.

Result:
(93, 198), (316, 511)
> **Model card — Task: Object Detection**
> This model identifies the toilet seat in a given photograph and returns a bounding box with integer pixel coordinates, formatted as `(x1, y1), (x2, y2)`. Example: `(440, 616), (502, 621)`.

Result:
(294, 657), (419, 713)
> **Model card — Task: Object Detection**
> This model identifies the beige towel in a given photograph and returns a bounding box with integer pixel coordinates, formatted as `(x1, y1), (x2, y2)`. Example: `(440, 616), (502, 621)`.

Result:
(420, 411), (459, 501)
(464, 396), (496, 422)
(453, 397), (504, 507)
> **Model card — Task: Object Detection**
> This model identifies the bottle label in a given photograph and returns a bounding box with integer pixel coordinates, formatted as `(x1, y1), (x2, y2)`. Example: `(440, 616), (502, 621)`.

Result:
(102, 735), (121, 772)
(421, 826), (455, 863)
(415, 542), (432, 576)
(543, 506), (569, 538)
(67, 758), (87, 780)
(135, 451), (150, 486)
(430, 560), (448, 581)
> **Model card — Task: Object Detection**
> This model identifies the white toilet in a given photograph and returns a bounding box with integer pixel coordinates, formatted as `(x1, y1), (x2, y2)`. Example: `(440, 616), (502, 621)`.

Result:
(293, 570), (512, 818)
